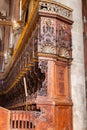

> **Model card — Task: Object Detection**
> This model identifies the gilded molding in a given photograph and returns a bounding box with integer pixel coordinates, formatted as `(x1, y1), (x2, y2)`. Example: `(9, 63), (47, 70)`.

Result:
(0, 20), (12, 26)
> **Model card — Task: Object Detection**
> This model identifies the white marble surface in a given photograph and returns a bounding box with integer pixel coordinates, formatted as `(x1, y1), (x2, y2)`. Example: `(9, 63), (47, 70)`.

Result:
(54, 0), (87, 130)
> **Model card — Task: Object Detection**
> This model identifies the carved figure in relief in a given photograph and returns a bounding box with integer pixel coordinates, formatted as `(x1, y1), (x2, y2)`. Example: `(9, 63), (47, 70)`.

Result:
(39, 18), (56, 54)
(58, 22), (69, 48)
(57, 22), (72, 58)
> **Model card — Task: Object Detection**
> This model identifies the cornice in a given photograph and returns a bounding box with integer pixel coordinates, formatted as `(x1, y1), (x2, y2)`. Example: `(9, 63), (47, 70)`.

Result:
(39, 0), (73, 23)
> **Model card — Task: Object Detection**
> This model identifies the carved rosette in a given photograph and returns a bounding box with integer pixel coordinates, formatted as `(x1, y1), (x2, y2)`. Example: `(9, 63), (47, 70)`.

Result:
(37, 60), (48, 96)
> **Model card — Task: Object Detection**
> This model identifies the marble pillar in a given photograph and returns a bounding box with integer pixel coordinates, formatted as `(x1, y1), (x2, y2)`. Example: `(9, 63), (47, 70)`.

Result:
(54, 0), (87, 130)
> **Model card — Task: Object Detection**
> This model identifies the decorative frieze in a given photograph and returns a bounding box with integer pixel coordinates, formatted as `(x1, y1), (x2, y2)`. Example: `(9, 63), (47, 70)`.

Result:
(39, 0), (72, 21)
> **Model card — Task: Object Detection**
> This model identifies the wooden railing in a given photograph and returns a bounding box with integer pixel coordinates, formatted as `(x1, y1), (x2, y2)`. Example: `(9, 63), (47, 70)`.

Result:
(11, 111), (35, 130)
(0, 107), (35, 130)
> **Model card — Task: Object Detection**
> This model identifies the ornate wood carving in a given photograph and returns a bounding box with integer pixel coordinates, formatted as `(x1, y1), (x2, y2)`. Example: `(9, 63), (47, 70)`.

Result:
(38, 60), (48, 96)
(0, 1), (73, 130)
(39, 0), (72, 21)
(38, 17), (56, 54)
(38, 17), (72, 59)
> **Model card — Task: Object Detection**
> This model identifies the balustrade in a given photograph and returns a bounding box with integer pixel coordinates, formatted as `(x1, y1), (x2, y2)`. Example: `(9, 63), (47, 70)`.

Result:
(11, 111), (31, 130)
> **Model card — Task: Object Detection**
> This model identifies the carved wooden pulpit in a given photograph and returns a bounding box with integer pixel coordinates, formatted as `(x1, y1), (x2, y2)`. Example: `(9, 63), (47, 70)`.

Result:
(34, 1), (73, 130)
(0, 1), (73, 130)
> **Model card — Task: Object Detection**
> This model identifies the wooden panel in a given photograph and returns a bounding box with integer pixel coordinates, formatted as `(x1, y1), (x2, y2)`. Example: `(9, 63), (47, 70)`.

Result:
(35, 105), (55, 130)
(0, 107), (10, 130)
(48, 60), (69, 99)
(55, 61), (69, 98)
(55, 106), (72, 130)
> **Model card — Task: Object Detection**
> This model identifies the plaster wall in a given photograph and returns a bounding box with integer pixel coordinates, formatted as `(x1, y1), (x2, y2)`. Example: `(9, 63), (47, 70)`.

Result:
(54, 0), (87, 130)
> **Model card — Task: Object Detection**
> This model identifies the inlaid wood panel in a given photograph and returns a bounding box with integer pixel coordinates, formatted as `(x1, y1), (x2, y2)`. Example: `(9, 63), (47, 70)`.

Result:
(48, 60), (70, 100)
(55, 61), (69, 98)
(55, 106), (72, 130)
